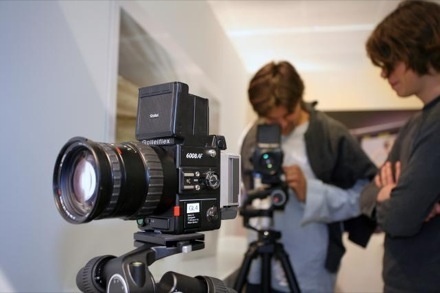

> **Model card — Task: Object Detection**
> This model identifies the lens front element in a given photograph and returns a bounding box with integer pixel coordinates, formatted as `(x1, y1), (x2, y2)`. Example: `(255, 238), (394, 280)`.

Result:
(72, 152), (97, 214)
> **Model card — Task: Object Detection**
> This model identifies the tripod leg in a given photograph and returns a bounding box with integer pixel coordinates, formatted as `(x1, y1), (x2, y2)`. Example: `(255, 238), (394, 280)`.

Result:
(275, 244), (301, 293)
(233, 243), (260, 292)
(261, 252), (272, 293)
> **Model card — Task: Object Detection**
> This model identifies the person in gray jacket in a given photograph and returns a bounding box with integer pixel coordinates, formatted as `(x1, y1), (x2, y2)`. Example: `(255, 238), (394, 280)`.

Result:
(360, 1), (440, 292)
(240, 60), (377, 293)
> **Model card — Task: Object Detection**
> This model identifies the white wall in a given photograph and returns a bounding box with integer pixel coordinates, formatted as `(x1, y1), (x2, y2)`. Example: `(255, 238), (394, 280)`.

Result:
(119, 0), (249, 154)
(0, 0), (248, 291)
(301, 67), (423, 111)
(0, 1), (121, 291)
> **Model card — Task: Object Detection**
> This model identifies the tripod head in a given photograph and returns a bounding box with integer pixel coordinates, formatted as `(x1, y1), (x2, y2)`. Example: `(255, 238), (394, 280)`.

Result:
(76, 231), (236, 293)
(234, 183), (302, 293)
(239, 183), (289, 232)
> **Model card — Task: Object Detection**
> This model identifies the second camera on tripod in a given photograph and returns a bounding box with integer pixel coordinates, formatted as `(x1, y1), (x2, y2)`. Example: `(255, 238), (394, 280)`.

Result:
(251, 123), (288, 209)
(234, 123), (301, 293)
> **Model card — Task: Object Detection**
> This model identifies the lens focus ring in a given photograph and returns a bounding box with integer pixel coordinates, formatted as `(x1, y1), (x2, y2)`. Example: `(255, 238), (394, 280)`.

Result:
(130, 143), (164, 218)
(99, 143), (122, 218)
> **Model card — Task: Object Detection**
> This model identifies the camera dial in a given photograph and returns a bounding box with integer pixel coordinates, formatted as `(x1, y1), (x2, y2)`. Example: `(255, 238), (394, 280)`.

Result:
(206, 206), (219, 222)
(204, 171), (220, 189)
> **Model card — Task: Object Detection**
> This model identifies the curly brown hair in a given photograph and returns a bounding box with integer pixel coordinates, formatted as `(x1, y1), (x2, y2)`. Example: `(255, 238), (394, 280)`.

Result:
(366, 0), (440, 77)
(248, 61), (305, 117)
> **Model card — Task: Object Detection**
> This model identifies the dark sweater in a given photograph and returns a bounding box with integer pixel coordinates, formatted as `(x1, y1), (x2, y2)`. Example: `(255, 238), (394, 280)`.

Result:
(361, 97), (440, 292)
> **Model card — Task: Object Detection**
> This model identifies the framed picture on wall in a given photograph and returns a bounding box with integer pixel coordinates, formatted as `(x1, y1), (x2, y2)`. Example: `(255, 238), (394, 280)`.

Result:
(325, 109), (419, 166)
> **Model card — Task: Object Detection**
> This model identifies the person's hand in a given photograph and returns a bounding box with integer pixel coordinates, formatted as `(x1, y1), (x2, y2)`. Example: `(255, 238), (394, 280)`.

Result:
(377, 184), (394, 202)
(282, 165), (307, 202)
(375, 161), (401, 202)
(425, 202), (440, 222)
(375, 161), (401, 188)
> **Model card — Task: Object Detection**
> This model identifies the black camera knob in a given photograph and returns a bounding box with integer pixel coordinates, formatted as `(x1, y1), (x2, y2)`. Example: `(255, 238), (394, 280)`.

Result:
(206, 206), (219, 222)
(204, 172), (220, 189)
(76, 255), (115, 293)
(271, 189), (288, 208)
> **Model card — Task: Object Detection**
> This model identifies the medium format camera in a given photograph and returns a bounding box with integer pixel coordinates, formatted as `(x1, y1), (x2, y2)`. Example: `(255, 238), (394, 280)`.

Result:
(53, 81), (240, 234)
(252, 123), (284, 185)
(248, 123), (287, 209)
(234, 125), (300, 293)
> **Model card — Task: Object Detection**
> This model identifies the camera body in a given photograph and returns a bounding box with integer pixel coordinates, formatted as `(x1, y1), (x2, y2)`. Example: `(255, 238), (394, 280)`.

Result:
(53, 82), (240, 235)
(247, 123), (288, 210)
(135, 136), (225, 234)
(136, 82), (240, 234)
(252, 123), (284, 185)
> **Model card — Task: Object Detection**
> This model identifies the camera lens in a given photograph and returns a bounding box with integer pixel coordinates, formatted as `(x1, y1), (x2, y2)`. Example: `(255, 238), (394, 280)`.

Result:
(259, 153), (278, 175)
(53, 137), (176, 224)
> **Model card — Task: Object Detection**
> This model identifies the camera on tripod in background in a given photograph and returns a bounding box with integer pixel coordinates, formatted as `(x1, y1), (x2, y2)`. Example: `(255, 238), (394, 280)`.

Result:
(252, 124), (283, 184)
(53, 81), (240, 293)
(233, 124), (301, 293)
(247, 123), (288, 210)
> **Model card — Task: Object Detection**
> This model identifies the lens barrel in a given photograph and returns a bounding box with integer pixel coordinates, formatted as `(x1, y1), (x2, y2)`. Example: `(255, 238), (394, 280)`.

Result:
(53, 137), (175, 224)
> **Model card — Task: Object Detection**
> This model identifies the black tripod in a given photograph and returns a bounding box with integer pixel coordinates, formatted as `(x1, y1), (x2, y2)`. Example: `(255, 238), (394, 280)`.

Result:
(233, 186), (301, 293)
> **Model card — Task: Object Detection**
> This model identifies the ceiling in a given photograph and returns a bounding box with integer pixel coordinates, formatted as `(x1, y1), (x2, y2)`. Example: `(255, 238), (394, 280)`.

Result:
(207, 0), (401, 75)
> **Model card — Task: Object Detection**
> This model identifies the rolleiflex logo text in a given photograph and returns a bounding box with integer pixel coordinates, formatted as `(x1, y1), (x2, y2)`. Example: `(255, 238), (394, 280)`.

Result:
(143, 138), (175, 146)
(186, 153), (203, 159)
